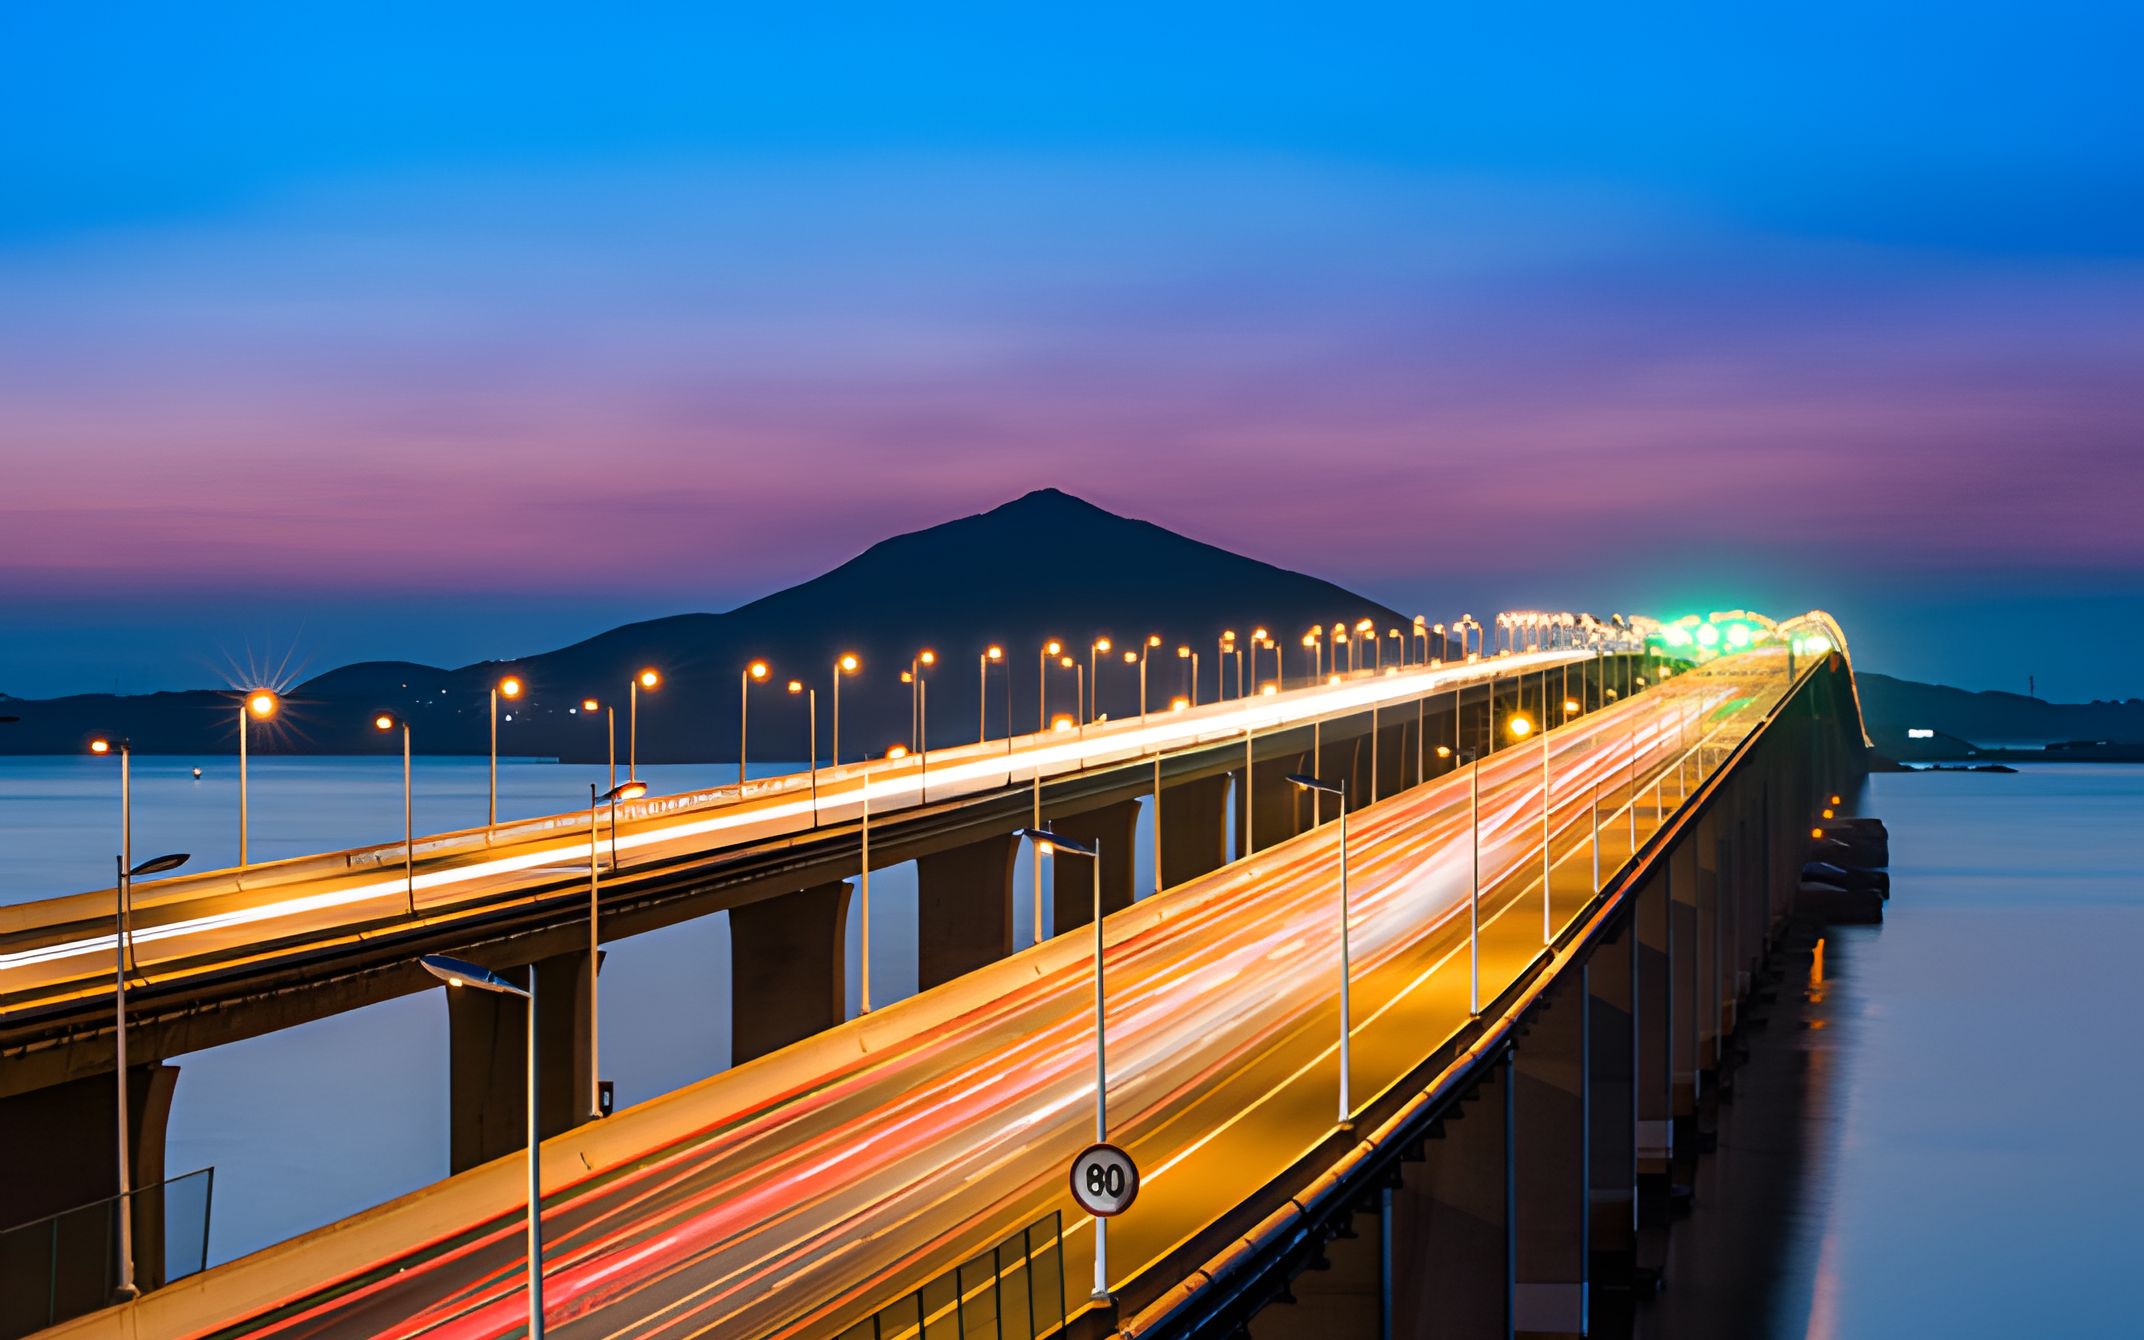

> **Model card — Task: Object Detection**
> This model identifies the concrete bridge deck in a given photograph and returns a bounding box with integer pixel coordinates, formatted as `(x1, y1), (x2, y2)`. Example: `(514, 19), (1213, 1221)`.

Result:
(27, 641), (1849, 1339)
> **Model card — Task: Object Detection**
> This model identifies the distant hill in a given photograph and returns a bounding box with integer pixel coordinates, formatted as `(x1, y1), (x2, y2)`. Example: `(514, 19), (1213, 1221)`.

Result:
(0, 489), (1435, 762)
(1859, 671), (2144, 759)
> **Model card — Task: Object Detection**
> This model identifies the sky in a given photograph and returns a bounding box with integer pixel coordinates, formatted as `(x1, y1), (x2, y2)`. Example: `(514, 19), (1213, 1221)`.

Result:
(2, 3), (2140, 701)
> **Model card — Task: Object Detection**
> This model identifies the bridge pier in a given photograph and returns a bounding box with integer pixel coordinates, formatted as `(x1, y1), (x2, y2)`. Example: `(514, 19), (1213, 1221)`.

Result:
(1633, 863), (1676, 1242)
(1156, 772), (1232, 891)
(916, 833), (1018, 990)
(447, 949), (595, 1173)
(731, 880), (851, 1065)
(1587, 924), (1638, 1303)
(1240, 748), (1308, 856)
(1313, 732), (1363, 822)
(1389, 1057), (1514, 1338)
(1046, 800), (1140, 931)
(1245, 1203), (1383, 1339)
(0, 1063), (179, 1321)
(1515, 973), (1589, 1339)
(1369, 717), (1413, 802)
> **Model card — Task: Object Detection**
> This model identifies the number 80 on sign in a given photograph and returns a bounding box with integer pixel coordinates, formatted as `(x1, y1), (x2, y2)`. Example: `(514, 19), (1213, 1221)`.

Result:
(1070, 1142), (1139, 1217)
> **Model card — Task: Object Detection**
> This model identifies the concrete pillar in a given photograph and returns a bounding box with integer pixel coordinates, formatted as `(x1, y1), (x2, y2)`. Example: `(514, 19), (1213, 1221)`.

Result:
(1633, 866), (1675, 1228)
(1047, 799), (1140, 931)
(1516, 973), (1589, 1338)
(1240, 751), (1307, 856)
(1370, 720), (1412, 802)
(1248, 1206), (1383, 1340)
(447, 948), (594, 1174)
(0, 1064), (179, 1325)
(1693, 814), (1722, 1079)
(1587, 924), (1638, 1299)
(1389, 1057), (1514, 1338)
(1667, 842), (1702, 1138)
(916, 832), (1018, 990)
(1157, 772), (1232, 890)
(731, 880), (851, 1066)
(1316, 731), (1364, 817)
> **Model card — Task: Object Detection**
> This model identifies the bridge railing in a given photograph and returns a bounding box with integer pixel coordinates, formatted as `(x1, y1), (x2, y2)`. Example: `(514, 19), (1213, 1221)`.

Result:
(833, 1211), (1065, 1340)
(0, 1167), (214, 1339)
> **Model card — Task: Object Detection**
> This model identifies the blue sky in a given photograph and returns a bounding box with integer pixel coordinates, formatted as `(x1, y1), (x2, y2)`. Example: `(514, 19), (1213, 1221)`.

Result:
(2, 3), (2140, 699)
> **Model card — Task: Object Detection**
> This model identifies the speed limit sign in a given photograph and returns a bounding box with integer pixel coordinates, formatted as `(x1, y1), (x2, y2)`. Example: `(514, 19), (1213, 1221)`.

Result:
(1070, 1142), (1139, 1217)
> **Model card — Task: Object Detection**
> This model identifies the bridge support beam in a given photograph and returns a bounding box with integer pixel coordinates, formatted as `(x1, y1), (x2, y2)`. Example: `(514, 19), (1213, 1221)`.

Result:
(1633, 864), (1676, 1242)
(0, 1064), (179, 1320)
(1047, 800), (1140, 931)
(1515, 972), (1589, 1338)
(1157, 772), (1232, 891)
(1587, 924), (1639, 1304)
(916, 833), (1018, 990)
(1667, 841), (1703, 1188)
(731, 880), (851, 1066)
(1246, 1203), (1383, 1339)
(447, 948), (595, 1173)
(1390, 1057), (1514, 1338)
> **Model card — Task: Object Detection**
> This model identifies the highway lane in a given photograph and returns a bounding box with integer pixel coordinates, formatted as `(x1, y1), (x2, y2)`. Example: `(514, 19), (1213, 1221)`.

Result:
(91, 650), (1790, 1340)
(0, 649), (1600, 1019)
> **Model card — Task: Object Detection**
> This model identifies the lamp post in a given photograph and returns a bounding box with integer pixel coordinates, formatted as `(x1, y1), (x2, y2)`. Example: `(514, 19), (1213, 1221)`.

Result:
(371, 714), (416, 916)
(787, 681), (817, 802)
(1176, 645), (1198, 707)
(586, 780), (647, 1120)
(1353, 618), (1374, 671)
(629, 668), (660, 777)
(860, 753), (876, 1012)
(1061, 656), (1083, 734)
(1250, 627), (1270, 693)
(740, 660), (770, 786)
(832, 654), (859, 764)
(1286, 774), (1353, 1129)
(907, 650), (937, 751)
(1039, 640), (1064, 732)
(1088, 639), (1111, 721)
(237, 689), (278, 865)
(979, 645), (1004, 745)
(1218, 631), (1237, 700)
(1509, 711), (1550, 944)
(578, 698), (615, 792)
(1302, 630), (1321, 683)
(421, 955), (544, 1338)
(1017, 827), (1109, 1301)
(1465, 749), (1482, 1015)
(1138, 635), (1161, 721)
(488, 675), (523, 826)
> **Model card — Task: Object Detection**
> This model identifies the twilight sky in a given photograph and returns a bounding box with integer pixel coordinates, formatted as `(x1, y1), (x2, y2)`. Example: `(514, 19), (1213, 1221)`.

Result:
(3, 4), (2140, 700)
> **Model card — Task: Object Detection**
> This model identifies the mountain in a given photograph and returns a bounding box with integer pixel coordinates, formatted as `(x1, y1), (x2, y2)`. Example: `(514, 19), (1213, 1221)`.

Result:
(1858, 671), (2144, 759)
(0, 490), (1433, 762)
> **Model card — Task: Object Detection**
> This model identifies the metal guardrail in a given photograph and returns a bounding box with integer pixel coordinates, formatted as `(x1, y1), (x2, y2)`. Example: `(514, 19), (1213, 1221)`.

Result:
(833, 1211), (1065, 1340)
(0, 1167), (213, 1338)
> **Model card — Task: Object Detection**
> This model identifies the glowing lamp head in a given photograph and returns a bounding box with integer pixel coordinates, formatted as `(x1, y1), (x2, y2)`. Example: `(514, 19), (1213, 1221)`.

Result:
(1260, 683), (1278, 696)
(901, 671), (914, 684)
(1093, 638), (1111, 653)
(372, 713), (396, 733)
(1355, 618), (1373, 633)
(498, 676), (523, 699)
(1435, 744), (1452, 759)
(1822, 808), (1835, 819)
(886, 744), (909, 759)
(1252, 627), (1268, 641)
(245, 690), (279, 720)
(1327, 673), (1342, 685)
(1169, 696), (1190, 712)
(1301, 633), (1317, 648)
(1147, 634), (1162, 648)
(787, 679), (804, 695)
(581, 698), (600, 713)
(1051, 714), (1075, 732)
(1222, 629), (1236, 642)
(1564, 699), (1581, 714)
(986, 645), (1003, 661)
(1811, 827), (1824, 840)
(919, 650), (936, 666)
(1123, 651), (1137, 663)
(1830, 795), (1842, 806)
(1508, 715), (1534, 738)
(747, 661), (769, 681)
(1177, 645), (1190, 659)
(638, 668), (661, 689)
(1045, 640), (1063, 656)
(89, 737), (112, 756)
(1060, 656), (1075, 669)
(839, 654), (859, 673)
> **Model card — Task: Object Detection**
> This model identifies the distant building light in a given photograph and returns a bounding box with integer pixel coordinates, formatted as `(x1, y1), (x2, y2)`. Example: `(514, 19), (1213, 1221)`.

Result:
(1907, 728), (1935, 739)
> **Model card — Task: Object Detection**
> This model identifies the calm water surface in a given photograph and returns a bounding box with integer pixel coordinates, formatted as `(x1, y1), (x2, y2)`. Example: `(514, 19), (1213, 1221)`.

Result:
(1640, 764), (2144, 1338)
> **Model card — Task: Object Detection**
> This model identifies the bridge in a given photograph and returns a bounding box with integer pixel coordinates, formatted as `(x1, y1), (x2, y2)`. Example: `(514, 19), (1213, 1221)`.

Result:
(5, 612), (1871, 1339)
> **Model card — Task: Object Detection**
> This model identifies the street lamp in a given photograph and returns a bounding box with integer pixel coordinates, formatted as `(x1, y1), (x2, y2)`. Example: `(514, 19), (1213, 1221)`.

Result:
(420, 955), (545, 1338)
(1039, 640), (1064, 732)
(586, 779), (647, 1120)
(1089, 639), (1111, 720)
(1218, 630), (1237, 700)
(1353, 618), (1374, 672)
(1137, 635), (1162, 721)
(740, 660), (770, 786)
(1301, 629), (1322, 682)
(787, 680), (817, 800)
(237, 689), (278, 865)
(980, 645), (1005, 746)
(1176, 645), (1198, 707)
(629, 668), (660, 777)
(1462, 749), (1483, 1015)
(1060, 656), (1083, 734)
(1285, 774), (1354, 1129)
(1250, 627), (1271, 692)
(1510, 712), (1551, 944)
(372, 714), (416, 915)
(578, 698), (615, 792)
(907, 650), (937, 752)
(832, 654), (860, 764)
(1016, 826), (1111, 1302)
(490, 675), (523, 826)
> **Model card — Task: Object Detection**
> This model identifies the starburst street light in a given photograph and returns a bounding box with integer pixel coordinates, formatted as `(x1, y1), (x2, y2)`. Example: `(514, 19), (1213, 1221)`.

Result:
(488, 674), (524, 826)
(740, 660), (771, 785)
(629, 667), (660, 776)
(237, 688), (280, 865)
